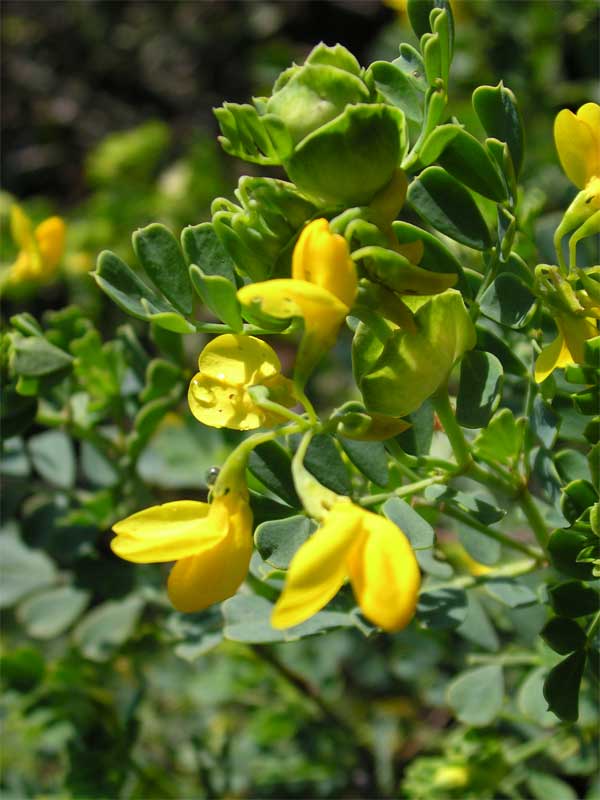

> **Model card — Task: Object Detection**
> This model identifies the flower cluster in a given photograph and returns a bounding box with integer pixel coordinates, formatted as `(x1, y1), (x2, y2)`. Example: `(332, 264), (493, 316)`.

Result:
(111, 217), (421, 633)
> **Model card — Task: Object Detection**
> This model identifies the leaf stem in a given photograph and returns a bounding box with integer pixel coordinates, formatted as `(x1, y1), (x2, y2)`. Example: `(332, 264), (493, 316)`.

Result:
(517, 487), (550, 548)
(360, 474), (447, 507)
(431, 389), (471, 469)
(441, 504), (544, 562)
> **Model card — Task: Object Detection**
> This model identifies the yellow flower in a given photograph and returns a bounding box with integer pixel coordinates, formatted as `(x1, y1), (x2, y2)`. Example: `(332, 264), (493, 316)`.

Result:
(111, 473), (252, 613)
(534, 313), (598, 383)
(554, 102), (600, 190)
(188, 334), (295, 430)
(9, 205), (65, 283)
(237, 218), (358, 382)
(272, 500), (420, 632)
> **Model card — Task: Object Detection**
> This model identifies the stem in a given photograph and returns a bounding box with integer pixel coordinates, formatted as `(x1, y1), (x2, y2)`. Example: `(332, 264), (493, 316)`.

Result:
(517, 488), (549, 548)
(360, 475), (447, 507)
(427, 557), (538, 593)
(441, 505), (544, 562)
(193, 322), (292, 336)
(250, 645), (376, 779)
(587, 610), (600, 640)
(431, 389), (471, 469)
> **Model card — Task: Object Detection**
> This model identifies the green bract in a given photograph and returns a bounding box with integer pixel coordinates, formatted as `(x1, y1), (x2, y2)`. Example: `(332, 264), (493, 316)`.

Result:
(357, 289), (477, 417)
(214, 43), (407, 207)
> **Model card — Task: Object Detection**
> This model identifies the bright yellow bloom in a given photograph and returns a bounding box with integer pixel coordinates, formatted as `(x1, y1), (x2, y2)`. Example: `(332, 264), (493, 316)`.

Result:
(188, 334), (295, 430)
(9, 205), (65, 283)
(534, 313), (598, 383)
(272, 500), (420, 632)
(554, 103), (600, 190)
(238, 219), (357, 381)
(111, 476), (252, 613)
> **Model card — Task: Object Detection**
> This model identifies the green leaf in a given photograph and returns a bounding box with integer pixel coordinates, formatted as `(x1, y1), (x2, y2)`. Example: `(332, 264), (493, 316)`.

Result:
(132, 223), (192, 315)
(484, 578), (537, 608)
(549, 528), (596, 580)
(456, 350), (503, 428)
(396, 399), (434, 457)
(393, 44), (428, 93)
(11, 336), (73, 377)
(339, 438), (389, 486)
(222, 593), (360, 643)
(140, 359), (183, 404)
(0, 533), (57, 608)
(254, 515), (315, 569)
(426, 484), (505, 525)
(472, 83), (524, 175)
(72, 596), (144, 662)
(17, 586), (90, 639)
(248, 441), (300, 508)
(517, 666), (557, 727)
(447, 664), (504, 726)
(167, 609), (223, 662)
(543, 649), (586, 722)
(70, 328), (125, 411)
(181, 221), (237, 282)
(434, 127), (508, 202)
(531, 395), (561, 449)
(456, 592), (500, 652)
(189, 264), (243, 332)
(368, 61), (423, 123)
(407, 166), (491, 250)
(541, 616), (587, 655)
(302, 434), (351, 496)
(407, 0), (436, 38)
(473, 408), (524, 466)
(528, 773), (578, 800)
(458, 524), (501, 566)
(28, 430), (76, 489)
(476, 324), (527, 377)
(383, 497), (435, 549)
(479, 274), (537, 329)
(94, 250), (174, 321)
(561, 480), (597, 525)
(418, 587), (467, 629)
(549, 581), (599, 618)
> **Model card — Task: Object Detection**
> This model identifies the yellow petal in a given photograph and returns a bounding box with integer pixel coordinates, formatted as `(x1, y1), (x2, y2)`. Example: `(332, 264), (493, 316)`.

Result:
(197, 334), (281, 386)
(559, 315), (599, 364)
(10, 205), (34, 250)
(555, 106), (599, 189)
(271, 502), (361, 629)
(292, 218), (357, 308)
(534, 333), (571, 383)
(167, 498), (253, 612)
(35, 216), (66, 271)
(238, 279), (348, 345)
(111, 500), (224, 563)
(188, 374), (266, 430)
(578, 103), (600, 181)
(346, 508), (420, 632)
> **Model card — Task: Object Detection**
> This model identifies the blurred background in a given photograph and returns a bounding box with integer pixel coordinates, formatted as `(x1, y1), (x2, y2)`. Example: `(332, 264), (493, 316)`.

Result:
(1, 2), (599, 798)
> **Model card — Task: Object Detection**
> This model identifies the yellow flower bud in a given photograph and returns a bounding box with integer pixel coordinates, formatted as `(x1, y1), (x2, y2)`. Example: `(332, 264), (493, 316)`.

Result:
(272, 500), (421, 632)
(238, 219), (358, 385)
(188, 334), (295, 430)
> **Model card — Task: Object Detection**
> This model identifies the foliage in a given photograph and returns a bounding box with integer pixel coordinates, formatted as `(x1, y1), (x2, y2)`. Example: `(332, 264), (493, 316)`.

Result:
(1, 1), (599, 798)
